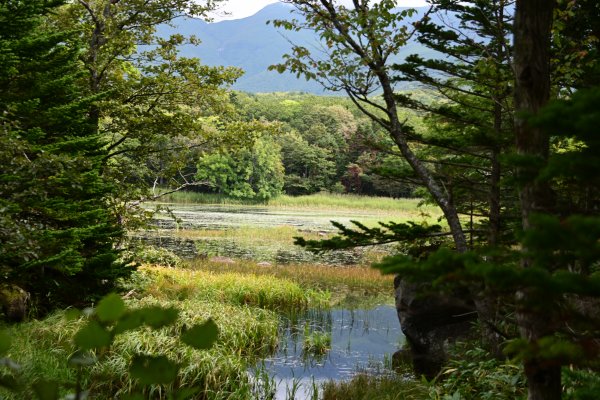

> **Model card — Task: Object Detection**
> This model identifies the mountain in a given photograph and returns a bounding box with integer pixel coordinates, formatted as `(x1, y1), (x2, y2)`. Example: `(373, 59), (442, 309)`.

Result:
(160, 3), (436, 93)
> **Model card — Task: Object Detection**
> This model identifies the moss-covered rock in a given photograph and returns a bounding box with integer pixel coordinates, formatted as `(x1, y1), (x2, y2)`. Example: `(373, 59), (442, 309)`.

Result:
(0, 284), (29, 322)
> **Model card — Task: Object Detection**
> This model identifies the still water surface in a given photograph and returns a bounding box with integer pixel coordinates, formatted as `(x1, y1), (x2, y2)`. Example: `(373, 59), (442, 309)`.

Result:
(256, 305), (403, 399)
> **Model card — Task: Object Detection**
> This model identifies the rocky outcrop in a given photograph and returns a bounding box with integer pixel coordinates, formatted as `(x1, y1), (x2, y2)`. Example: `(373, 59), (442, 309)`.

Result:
(209, 256), (236, 265)
(0, 284), (29, 322)
(394, 276), (477, 379)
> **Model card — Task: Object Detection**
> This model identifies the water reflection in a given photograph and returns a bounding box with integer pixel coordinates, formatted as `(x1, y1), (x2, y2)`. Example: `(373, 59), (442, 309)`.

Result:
(254, 305), (403, 399)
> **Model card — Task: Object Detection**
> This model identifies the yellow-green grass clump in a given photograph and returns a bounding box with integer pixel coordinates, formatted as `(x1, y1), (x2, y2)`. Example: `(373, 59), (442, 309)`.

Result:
(302, 329), (332, 357)
(321, 374), (429, 400)
(174, 225), (326, 243)
(186, 259), (395, 306)
(157, 191), (439, 214)
(137, 266), (330, 312)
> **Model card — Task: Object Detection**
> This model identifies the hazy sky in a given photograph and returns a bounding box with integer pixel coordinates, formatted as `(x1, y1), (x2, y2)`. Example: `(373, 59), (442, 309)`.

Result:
(211, 0), (428, 21)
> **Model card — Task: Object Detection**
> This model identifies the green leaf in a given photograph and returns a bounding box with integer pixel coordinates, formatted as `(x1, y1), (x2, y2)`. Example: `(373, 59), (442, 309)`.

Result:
(95, 293), (126, 323)
(180, 319), (219, 350)
(32, 380), (59, 400)
(0, 373), (19, 391)
(64, 309), (82, 321)
(67, 350), (97, 367)
(113, 310), (145, 335)
(139, 306), (178, 329)
(0, 331), (12, 356)
(171, 387), (200, 400)
(129, 355), (179, 385)
(73, 321), (111, 350)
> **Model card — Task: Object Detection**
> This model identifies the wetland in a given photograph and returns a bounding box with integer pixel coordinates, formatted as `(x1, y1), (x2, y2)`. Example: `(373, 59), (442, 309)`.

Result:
(133, 201), (419, 398)
(4, 197), (433, 399)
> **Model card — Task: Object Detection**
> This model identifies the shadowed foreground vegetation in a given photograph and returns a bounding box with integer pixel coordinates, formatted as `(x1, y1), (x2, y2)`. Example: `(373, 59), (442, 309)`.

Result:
(4, 258), (599, 399)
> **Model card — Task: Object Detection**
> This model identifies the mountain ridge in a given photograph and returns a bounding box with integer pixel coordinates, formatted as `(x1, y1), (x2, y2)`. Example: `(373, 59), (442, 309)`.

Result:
(162, 3), (434, 93)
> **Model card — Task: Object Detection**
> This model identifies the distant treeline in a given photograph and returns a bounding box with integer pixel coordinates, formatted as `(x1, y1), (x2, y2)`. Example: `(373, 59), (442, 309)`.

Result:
(191, 91), (429, 200)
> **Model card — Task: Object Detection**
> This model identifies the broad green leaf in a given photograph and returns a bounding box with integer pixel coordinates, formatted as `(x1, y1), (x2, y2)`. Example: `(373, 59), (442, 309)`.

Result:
(64, 309), (82, 321)
(95, 293), (126, 323)
(0, 373), (19, 391)
(171, 387), (200, 400)
(67, 350), (97, 367)
(113, 310), (144, 335)
(180, 319), (219, 350)
(129, 355), (179, 385)
(33, 380), (59, 400)
(0, 331), (11, 356)
(139, 306), (178, 329)
(73, 321), (111, 350)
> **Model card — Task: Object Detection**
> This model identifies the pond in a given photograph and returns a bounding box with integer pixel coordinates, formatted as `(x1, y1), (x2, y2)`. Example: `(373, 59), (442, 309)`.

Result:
(253, 305), (404, 400)
(137, 204), (404, 398)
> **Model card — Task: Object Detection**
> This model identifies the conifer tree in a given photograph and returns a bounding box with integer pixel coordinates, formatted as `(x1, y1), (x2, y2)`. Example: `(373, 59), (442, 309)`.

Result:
(0, 0), (131, 311)
(393, 0), (516, 249)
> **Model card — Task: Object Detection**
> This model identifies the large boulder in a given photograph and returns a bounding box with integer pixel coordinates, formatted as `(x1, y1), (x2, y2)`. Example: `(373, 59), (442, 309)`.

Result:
(0, 284), (29, 322)
(394, 276), (476, 378)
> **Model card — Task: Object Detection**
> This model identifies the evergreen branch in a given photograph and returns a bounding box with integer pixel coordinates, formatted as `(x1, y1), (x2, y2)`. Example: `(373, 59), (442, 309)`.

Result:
(295, 220), (444, 253)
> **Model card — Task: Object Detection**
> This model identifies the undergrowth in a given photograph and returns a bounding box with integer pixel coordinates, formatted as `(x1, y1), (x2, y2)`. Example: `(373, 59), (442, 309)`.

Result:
(0, 265), (325, 399)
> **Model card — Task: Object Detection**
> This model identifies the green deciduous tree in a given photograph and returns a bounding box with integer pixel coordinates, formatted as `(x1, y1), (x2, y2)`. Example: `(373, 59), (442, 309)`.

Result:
(52, 0), (260, 226)
(279, 131), (337, 195)
(273, 0), (468, 251)
(196, 136), (285, 201)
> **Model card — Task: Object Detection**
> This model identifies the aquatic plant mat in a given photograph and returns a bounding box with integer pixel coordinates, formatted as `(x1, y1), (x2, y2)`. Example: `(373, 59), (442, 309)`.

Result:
(135, 201), (441, 264)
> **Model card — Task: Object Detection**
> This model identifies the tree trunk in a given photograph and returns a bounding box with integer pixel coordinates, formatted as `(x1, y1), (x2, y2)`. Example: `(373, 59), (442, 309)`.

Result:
(377, 73), (468, 253)
(489, 102), (502, 247)
(513, 1), (559, 399)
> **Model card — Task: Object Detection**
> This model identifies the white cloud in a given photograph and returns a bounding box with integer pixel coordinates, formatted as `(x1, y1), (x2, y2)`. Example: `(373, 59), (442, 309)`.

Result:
(209, 0), (428, 21)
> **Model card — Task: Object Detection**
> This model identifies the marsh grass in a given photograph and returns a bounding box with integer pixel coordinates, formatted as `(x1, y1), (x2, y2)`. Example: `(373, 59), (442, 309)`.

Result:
(320, 374), (429, 400)
(173, 225), (398, 267)
(185, 259), (395, 307)
(302, 327), (332, 357)
(175, 225), (326, 243)
(136, 266), (330, 311)
(159, 191), (438, 214)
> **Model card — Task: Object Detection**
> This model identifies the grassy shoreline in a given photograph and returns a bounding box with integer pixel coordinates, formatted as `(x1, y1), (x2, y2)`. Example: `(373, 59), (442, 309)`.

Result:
(155, 191), (438, 213)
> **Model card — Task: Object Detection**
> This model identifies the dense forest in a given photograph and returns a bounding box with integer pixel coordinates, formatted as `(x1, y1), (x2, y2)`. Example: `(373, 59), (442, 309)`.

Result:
(1, 0), (599, 399)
